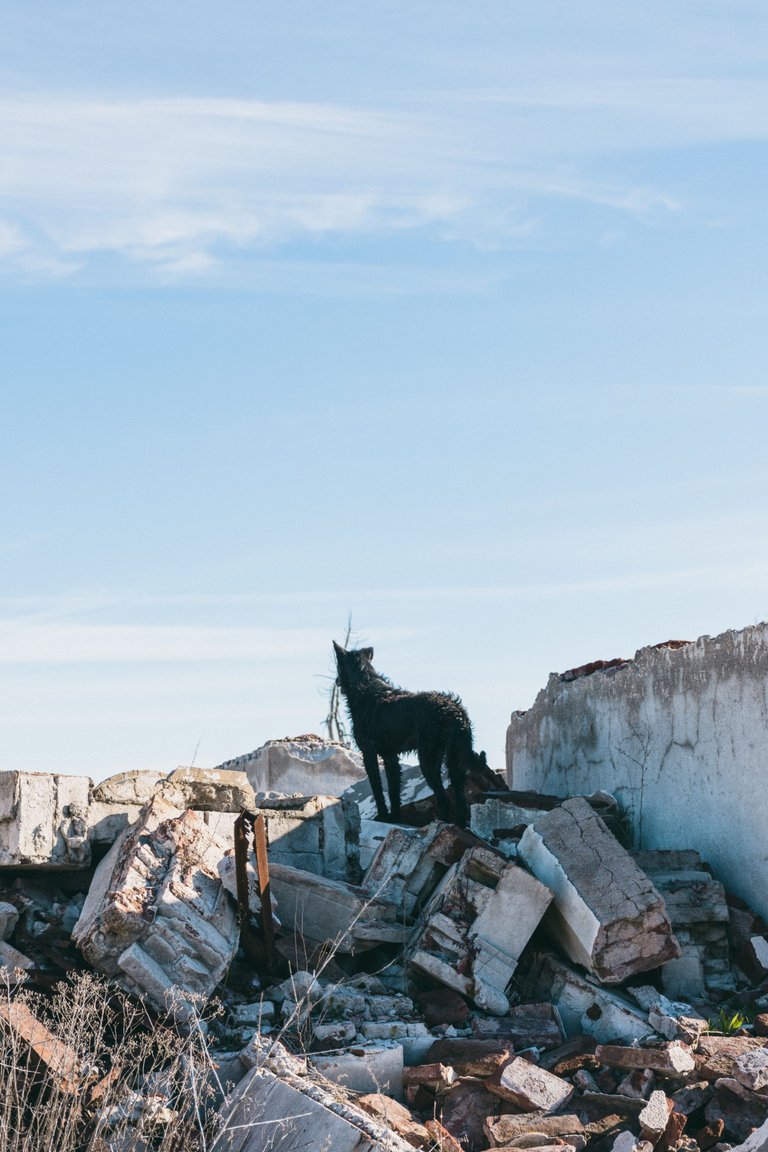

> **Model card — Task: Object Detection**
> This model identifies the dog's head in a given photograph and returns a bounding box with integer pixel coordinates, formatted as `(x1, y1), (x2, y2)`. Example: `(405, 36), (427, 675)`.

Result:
(333, 641), (374, 692)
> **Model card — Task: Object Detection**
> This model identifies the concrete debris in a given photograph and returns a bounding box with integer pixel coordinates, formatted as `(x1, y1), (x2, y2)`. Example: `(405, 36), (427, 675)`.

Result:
(212, 1065), (416, 1152)
(518, 798), (680, 984)
(0, 998), (86, 1093)
(267, 863), (408, 953)
(485, 1055), (574, 1111)
(363, 821), (482, 917)
(6, 714), (768, 1152)
(634, 850), (734, 996)
(0, 771), (91, 868)
(219, 733), (367, 797)
(408, 846), (553, 1014)
(72, 797), (238, 1019)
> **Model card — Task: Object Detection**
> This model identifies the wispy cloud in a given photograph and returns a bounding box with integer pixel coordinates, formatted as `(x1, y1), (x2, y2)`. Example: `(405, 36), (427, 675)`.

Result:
(0, 86), (712, 286)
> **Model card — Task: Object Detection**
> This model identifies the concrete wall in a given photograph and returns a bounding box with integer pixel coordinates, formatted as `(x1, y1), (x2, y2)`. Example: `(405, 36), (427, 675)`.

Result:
(506, 623), (768, 920)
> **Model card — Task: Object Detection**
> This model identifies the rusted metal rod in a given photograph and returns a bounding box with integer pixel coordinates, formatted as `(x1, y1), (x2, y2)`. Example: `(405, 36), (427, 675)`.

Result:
(234, 810), (276, 969)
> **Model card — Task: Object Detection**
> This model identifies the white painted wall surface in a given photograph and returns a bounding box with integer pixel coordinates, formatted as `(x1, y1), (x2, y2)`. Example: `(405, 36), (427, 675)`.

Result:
(506, 624), (768, 920)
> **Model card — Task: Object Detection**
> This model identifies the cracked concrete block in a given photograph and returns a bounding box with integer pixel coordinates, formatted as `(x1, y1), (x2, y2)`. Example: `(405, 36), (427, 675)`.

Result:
(212, 1065), (415, 1152)
(362, 821), (483, 918)
(594, 1042), (696, 1077)
(267, 863), (408, 954)
(731, 1117), (768, 1152)
(485, 1111), (586, 1147)
(0, 900), (18, 939)
(734, 1048), (768, 1092)
(157, 767), (256, 811)
(254, 793), (360, 881)
(486, 1055), (574, 1112)
(0, 938), (34, 975)
(408, 847), (553, 1015)
(530, 954), (652, 1044)
(219, 733), (367, 798)
(0, 772), (91, 868)
(72, 797), (237, 1019)
(518, 798), (680, 983)
(310, 1042), (404, 1101)
(638, 1091), (673, 1142)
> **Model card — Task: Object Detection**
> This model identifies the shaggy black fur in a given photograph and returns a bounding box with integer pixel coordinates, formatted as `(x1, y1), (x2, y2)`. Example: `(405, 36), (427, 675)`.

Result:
(333, 642), (477, 827)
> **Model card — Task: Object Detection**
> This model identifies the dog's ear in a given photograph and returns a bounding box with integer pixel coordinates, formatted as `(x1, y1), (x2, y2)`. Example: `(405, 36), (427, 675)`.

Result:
(361, 647), (374, 661)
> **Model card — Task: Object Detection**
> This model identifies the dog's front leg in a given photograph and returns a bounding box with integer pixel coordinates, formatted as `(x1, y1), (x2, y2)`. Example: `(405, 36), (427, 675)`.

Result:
(361, 745), (390, 821)
(382, 755), (402, 823)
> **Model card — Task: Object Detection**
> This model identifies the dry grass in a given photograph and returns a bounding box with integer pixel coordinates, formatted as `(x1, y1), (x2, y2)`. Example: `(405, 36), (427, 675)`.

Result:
(0, 971), (226, 1152)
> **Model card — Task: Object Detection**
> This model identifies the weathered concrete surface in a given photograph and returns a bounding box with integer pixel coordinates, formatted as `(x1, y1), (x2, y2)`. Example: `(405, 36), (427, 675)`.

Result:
(518, 798), (679, 983)
(254, 793), (360, 881)
(217, 733), (367, 798)
(363, 821), (481, 918)
(267, 863), (408, 953)
(0, 771), (92, 868)
(506, 624), (768, 920)
(407, 847), (553, 1015)
(72, 797), (237, 1018)
(530, 954), (653, 1044)
(213, 1062), (415, 1152)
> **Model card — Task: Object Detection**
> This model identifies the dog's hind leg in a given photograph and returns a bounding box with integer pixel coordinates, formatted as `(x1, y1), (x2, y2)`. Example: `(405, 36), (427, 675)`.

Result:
(360, 744), (390, 821)
(418, 744), (451, 822)
(446, 741), (469, 828)
(382, 754), (402, 823)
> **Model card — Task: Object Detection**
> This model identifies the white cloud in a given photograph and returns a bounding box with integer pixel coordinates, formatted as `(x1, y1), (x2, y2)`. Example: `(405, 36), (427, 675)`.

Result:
(0, 86), (721, 284)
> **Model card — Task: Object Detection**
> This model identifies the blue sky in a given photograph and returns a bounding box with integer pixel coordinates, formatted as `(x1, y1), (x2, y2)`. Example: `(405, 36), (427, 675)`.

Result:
(2, 3), (768, 780)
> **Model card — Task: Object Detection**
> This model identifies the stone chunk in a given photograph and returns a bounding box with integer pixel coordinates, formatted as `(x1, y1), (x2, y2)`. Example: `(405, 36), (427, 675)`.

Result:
(403, 1062), (456, 1094)
(357, 1094), (430, 1148)
(211, 1065), (415, 1152)
(638, 1091), (673, 1142)
(485, 1056), (574, 1112)
(425, 1038), (511, 1077)
(0, 772), (91, 868)
(595, 1043), (696, 1077)
(734, 1048), (768, 1092)
(0, 938), (34, 975)
(362, 821), (481, 917)
(704, 1078), (768, 1143)
(0, 900), (18, 939)
(485, 1112), (586, 1146)
(309, 1043), (404, 1101)
(408, 847), (553, 1015)
(255, 793), (361, 881)
(72, 797), (237, 1020)
(530, 954), (652, 1044)
(267, 863), (408, 953)
(518, 798), (680, 983)
(730, 1117), (768, 1152)
(424, 1119), (463, 1152)
(696, 1034), (768, 1080)
(221, 734), (367, 797)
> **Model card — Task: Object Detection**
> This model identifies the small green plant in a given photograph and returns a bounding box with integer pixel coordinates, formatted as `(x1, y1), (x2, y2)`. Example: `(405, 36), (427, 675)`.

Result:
(709, 1007), (750, 1034)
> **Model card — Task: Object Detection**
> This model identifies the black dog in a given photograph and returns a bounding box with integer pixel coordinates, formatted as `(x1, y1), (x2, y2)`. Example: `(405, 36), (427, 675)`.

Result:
(333, 642), (479, 827)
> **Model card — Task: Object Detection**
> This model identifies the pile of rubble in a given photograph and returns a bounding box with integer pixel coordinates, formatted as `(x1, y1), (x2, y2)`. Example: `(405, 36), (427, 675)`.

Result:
(3, 737), (768, 1152)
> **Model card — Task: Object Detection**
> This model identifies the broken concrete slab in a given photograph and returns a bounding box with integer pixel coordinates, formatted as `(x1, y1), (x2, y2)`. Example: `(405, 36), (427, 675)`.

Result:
(267, 863), (408, 954)
(158, 766), (257, 811)
(594, 1042), (696, 1077)
(357, 1094), (431, 1148)
(211, 1064), (415, 1152)
(254, 793), (360, 881)
(219, 733), (367, 798)
(530, 954), (652, 1044)
(638, 1091), (673, 1143)
(72, 797), (237, 1020)
(408, 847), (553, 1015)
(704, 1077), (768, 1143)
(362, 821), (484, 917)
(485, 1055), (574, 1112)
(485, 1112), (586, 1148)
(0, 938), (34, 975)
(0, 899), (18, 939)
(696, 1034), (768, 1080)
(518, 798), (680, 984)
(471, 1001), (564, 1051)
(730, 1117), (768, 1152)
(0, 771), (92, 868)
(309, 1042), (404, 1100)
(634, 850), (734, 997)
